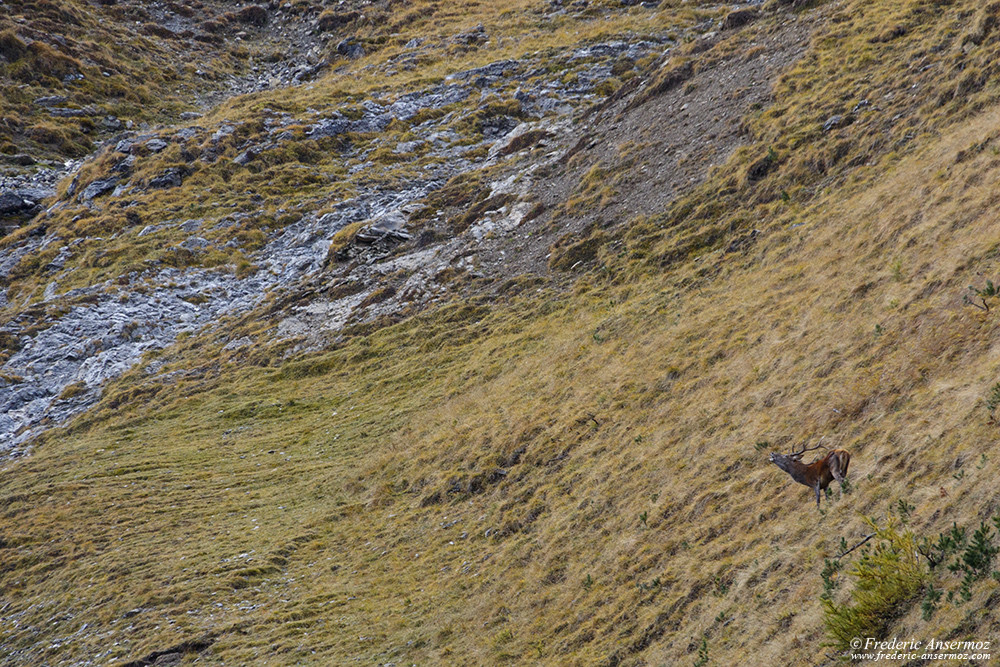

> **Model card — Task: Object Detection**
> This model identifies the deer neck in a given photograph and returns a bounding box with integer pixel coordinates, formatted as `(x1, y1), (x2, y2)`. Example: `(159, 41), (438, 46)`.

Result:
(771, 455), (814, 487)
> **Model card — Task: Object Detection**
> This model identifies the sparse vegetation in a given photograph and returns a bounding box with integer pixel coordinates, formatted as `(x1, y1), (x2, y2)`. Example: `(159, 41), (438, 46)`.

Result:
(822, 515), (927, 650)
(828, 513), (1000, 646)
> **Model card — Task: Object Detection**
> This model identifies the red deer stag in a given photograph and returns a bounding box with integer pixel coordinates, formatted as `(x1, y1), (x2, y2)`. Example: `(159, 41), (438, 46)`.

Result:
(768, 444), (851, 509)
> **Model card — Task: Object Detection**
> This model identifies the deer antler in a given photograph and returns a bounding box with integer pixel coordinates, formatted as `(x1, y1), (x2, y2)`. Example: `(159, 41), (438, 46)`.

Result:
(788, 443), (824, 460)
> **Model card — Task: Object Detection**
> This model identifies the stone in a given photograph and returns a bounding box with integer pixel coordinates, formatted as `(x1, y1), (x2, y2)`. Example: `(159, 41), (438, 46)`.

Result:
(823, 114), (847, 132)
(80, 177), (119, 201)
(0, 192), (27, 216)
(145, 138), (169, 152)
(308, 115), (350, 138)
(48, 107), (97, 117)
(148, 169), (184, 189)
(212, 125), (235, 142)
(336, 39), (366, 59)
(480, 114), (520, 140)
(180, 236), (210, 250)
(357, 210), (411, 243)
(234, 148), (259, 165)
(455, 24), (487, 45)
(33, 95), (68, 106)
(449, 60), (520, 82)
(113, 155), (135, 175)
(393, 140), (424, 154)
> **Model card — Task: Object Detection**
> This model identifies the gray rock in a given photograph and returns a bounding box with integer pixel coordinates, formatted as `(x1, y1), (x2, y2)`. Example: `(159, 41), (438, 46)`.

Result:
(308, 115), (350, 139)
(34, 95), (68, 106)
(48, 107), (97, 117)
(148, 169), (184, 189)
(480, 114), (520, 140)
(45, 247), (72, 272)
(180, 111), (203, 120)
(212, 125), (235, 142)
(145, 138), (169, 152)
(0, 192), (27, 216)
(81, 177), (119, 201)
(450, 60), (520, 82)
(357, 210), (411, 243)
(394, 140), (424, 154)
(19, 185), (55, 202)
(454, 24), (487, 45)
(336, 39), (366, 59)
(180, 236), (210, 250)
(113, 155), (135, 174)
(823, 114), (846, 132)
(234, 148), (259, 165)
(387, 85), (470, 121)
(173, 127), (200, 141)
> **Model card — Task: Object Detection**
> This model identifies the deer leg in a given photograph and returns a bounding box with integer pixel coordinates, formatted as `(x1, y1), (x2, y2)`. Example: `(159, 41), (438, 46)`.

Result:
(830, 460), (847, 499)
(815, 483), (822, 509)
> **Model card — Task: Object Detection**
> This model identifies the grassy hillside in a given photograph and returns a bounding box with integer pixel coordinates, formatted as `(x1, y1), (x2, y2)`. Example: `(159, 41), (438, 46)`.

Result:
(0, 0), (258, 163)
(5, 0), (1000, 665)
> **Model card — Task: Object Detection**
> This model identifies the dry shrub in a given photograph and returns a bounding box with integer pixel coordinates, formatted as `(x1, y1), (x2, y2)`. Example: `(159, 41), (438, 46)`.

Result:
(318, 10), (361, 32)
(227, 5), (269, 27)
(0, 29), (28, 61)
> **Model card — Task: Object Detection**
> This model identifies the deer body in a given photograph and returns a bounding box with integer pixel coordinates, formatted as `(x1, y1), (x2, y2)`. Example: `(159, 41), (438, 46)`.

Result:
(769, 446), (850, 509)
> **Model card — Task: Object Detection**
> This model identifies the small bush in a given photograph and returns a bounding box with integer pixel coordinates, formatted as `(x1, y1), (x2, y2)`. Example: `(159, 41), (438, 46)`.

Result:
(26, 41), (81, 79)
(58, 381), (88, 400)
(0, 30), (28, 61)
(325, 221), (365, 263)
(549, 229), (608, 271)
(228, 6), (268, 27)
(985, 382), (1000, 422)
(318, 10), (361, 32)
(822, 515), (926, 649)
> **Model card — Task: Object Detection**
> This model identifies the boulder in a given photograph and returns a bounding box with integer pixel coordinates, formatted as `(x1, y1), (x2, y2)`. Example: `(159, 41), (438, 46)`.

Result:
(0, 192), (27, 216)
(336, 39), (366, 60)
(81, 177), (119, 201)
(148, 168), (184, 190)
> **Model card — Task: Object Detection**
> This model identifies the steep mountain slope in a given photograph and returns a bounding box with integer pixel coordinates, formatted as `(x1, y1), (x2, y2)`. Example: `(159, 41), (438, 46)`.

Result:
(4, 0), (1000, 665)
